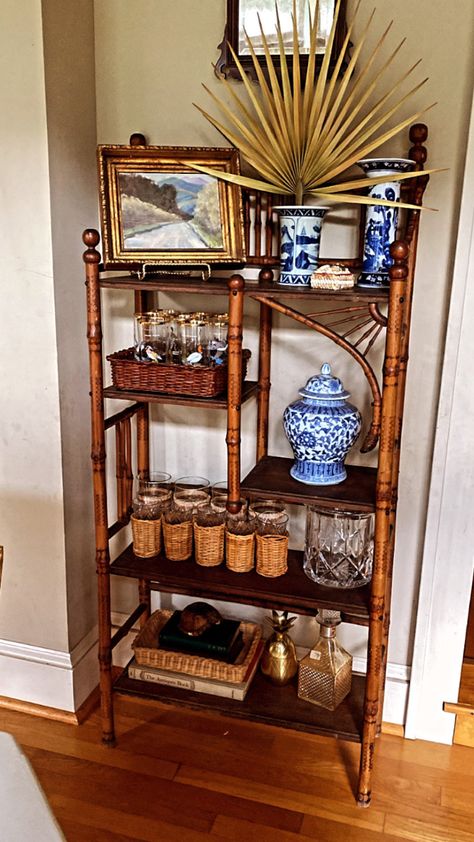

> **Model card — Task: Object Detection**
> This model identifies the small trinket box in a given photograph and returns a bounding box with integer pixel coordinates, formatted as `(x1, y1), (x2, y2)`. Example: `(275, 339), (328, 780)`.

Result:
(310, 264), (356, 290)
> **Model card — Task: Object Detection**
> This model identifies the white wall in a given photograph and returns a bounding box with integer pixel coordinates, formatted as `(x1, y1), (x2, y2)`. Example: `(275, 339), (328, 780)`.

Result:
(0, 0), (98, 711)
(42, 0), (99, 653)
(0, 0), (68, 653)
(93, 0), (474, 714)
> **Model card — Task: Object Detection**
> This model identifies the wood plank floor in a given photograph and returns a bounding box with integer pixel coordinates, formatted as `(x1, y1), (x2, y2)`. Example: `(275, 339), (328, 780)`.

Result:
(1, 694), (474, 841)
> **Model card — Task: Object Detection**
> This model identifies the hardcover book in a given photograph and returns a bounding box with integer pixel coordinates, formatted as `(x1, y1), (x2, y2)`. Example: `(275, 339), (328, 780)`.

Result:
(127, 640), (264, 700)
(158, 610), (243, 662)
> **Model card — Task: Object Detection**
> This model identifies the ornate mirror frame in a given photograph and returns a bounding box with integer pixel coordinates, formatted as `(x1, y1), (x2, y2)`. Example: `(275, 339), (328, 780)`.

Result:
(215, 0), (348, 80)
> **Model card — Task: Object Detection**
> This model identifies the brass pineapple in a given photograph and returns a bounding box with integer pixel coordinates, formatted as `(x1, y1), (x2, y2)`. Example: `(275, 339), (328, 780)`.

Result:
(261, 610), (298, 686)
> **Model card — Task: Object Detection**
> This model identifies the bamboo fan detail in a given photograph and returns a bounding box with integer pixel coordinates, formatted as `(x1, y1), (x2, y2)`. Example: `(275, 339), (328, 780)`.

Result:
(188, 0), (442, 209)
(253, 291), (387, 451)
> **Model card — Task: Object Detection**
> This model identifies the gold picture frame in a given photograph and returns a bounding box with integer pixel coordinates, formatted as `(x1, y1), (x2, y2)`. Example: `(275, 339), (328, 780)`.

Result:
(98, 144), (246, 268)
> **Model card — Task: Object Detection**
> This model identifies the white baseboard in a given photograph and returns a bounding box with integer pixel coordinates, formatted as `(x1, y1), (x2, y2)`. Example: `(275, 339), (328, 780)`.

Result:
(0, 626), (98, 712)
(0, 619), (411, 725)
(354, 657), (411, 726)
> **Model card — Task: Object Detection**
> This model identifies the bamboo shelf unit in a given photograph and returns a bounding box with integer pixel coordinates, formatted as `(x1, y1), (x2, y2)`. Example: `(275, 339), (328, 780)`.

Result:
(84, 125), (429, 807)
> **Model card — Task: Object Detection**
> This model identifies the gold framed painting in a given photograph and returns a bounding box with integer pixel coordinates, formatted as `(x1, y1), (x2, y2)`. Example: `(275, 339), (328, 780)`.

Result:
(98, 145), (246, 268)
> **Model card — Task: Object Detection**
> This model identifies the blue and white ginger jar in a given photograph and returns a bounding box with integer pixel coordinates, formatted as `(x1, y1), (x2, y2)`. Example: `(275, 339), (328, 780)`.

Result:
(283, 363), (362, 485)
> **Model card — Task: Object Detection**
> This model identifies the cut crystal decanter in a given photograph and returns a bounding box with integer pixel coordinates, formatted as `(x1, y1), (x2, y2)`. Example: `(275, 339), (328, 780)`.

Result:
(297, 610), (352, 710)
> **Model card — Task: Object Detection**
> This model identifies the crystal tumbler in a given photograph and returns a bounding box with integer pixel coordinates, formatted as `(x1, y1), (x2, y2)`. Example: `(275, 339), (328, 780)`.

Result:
(303, 506), (374, 589)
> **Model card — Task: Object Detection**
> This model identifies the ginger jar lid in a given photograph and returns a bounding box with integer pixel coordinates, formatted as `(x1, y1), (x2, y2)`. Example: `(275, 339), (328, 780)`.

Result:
(299, 363), (350, 400)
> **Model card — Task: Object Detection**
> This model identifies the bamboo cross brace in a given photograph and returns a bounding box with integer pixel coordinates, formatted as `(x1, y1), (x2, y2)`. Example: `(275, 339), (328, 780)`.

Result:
(325, 312), (374, 332)
(307, 304), (368, 319)
(362, 324), (384, 357)
(352, 322), (382, 350)
(368, 303), (388, 327)
(252, 294), (382, 452)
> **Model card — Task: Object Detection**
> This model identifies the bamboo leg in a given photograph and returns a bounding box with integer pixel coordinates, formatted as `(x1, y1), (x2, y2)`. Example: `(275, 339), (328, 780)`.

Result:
(357, 242), (408, 806)
(375, 125), (428, 731)
(83, 229), (115, 746)
(136, 404), (149, 477)
(227, 275), (245, 513)
(256, 301), (273, 462)
(138, 579), (151, 627)
(136, 404), (151, 624)
(115, 422), (125, 522)
(123, 416), (133, 516)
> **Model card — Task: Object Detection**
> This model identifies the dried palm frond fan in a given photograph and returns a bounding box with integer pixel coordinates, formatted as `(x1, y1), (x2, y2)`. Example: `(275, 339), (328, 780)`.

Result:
(188, 0), (440, 209)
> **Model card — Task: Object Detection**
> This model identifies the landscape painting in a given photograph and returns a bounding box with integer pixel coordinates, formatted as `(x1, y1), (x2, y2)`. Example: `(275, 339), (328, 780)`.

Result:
(118, 171), (223, 251)
(98, 145), (245, 266)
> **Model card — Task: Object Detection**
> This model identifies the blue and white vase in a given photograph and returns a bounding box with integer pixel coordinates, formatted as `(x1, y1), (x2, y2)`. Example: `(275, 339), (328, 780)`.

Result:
(283, 363), (362, 485)
(274, 206), (327, 286)
(357, 158), (413, 288)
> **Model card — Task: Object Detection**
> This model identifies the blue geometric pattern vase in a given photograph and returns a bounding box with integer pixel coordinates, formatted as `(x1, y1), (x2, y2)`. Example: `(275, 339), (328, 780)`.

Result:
(274, 206), (327, 286)
(357, 158), (413, 288)
(283, 363), (362, 485)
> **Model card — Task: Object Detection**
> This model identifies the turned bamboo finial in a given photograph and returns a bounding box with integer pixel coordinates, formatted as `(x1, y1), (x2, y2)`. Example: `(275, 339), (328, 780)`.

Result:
(129, 133), (147, 146)
(388, 241), (409, 284)
(258, 267), (274, 284)
(83, 229), (101, 264)
(409, 123), (428, 169)
(229, 274), (245, 294)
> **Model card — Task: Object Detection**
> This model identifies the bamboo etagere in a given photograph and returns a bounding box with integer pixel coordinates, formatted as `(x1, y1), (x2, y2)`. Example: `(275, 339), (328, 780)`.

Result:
(84, 126), (430, 807)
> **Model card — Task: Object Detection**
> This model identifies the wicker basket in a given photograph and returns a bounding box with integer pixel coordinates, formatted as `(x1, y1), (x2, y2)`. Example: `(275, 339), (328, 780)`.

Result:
(132, 609), (262, 682)
(131, 515), (162, 558)
(194, 522), (225, 567)
(226, 530), (255, 573)
(256, 532), (289, 577)
(107, 348), (251, 398)
(162, 519), (193, 561)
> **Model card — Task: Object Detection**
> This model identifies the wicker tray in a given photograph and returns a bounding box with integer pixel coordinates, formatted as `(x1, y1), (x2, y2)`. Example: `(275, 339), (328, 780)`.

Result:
(132, 609), (262, 682)
(107, 348), (251, 398)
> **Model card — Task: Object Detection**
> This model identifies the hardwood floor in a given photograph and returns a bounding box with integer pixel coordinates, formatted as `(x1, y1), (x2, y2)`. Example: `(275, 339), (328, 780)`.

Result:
(1, 694), (474, 841)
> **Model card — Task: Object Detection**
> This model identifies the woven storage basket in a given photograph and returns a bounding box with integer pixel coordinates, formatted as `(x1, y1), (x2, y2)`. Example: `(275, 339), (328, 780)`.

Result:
(132, 609), (262, 681)
(226, 530), (255, 573)
(194, 522), (225, 567)
(256, 532), (289, 577)
(162, 519), (193, 561)
(131, 515), (161, 558)
(107, 348), (251, 398)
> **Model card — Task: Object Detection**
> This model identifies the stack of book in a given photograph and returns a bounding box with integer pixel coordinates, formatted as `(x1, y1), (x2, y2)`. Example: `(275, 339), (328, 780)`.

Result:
(128, 608), (263, 700)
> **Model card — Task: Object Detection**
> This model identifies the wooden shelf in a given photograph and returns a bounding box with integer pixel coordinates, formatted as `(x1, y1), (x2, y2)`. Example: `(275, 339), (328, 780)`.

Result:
(110, 545), (370, 625)
(99, 273), (388, 302)
(247, 280), (389, 302)
(114, 667), (365, 742)
(241, 456), (377, 512)
(103, 380), (258, 409)
(100, 275), (233, 294)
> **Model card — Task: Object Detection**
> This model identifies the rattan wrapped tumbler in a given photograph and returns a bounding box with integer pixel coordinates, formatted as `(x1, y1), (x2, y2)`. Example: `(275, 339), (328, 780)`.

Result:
(226, 529), (255, 572)
(131, 515), (162, 558)
(194, 520), (226, 567)
(256, 532), (289, 577)
(162, 513), (193, 561)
